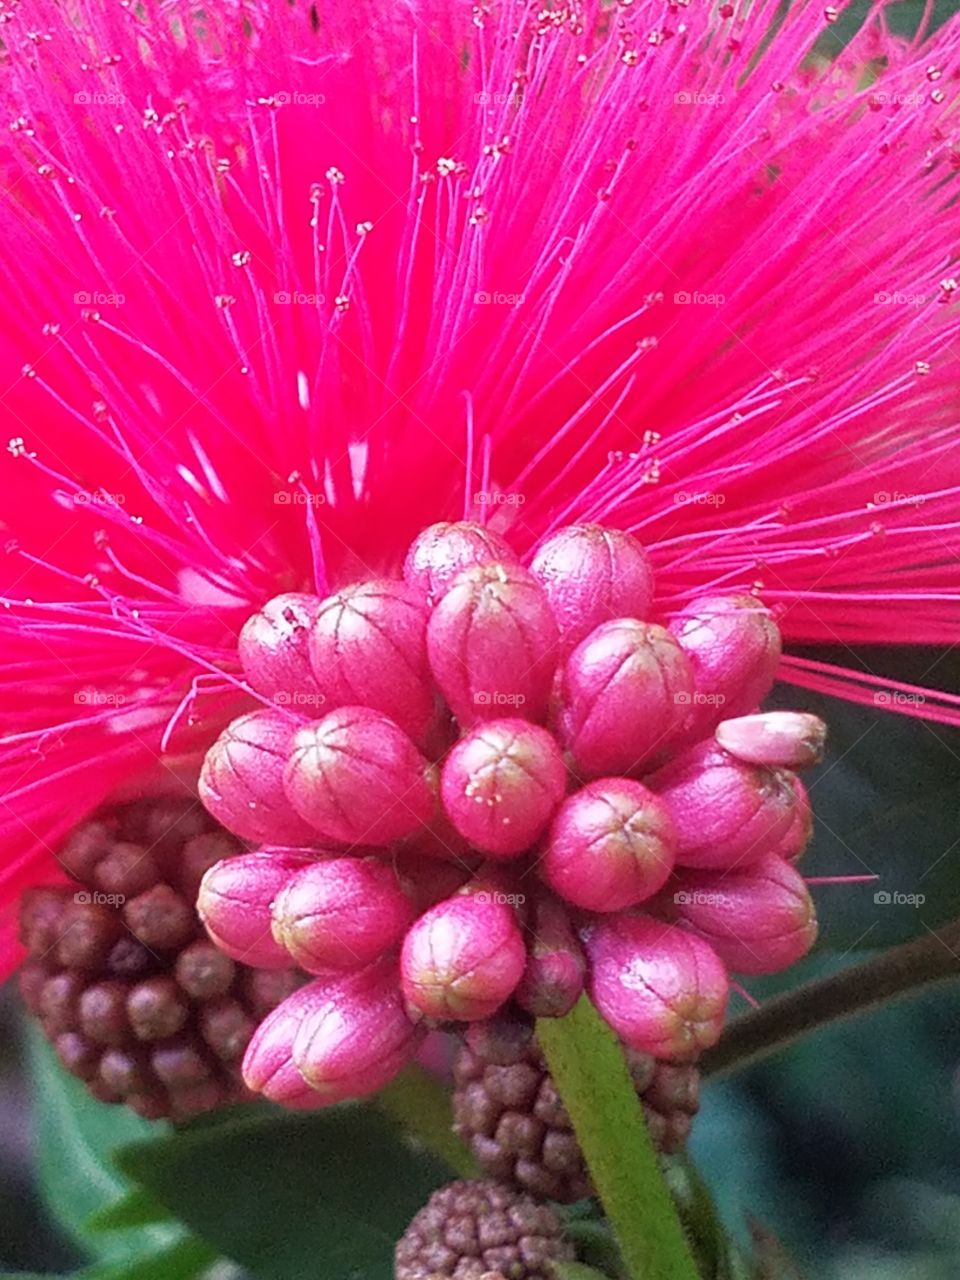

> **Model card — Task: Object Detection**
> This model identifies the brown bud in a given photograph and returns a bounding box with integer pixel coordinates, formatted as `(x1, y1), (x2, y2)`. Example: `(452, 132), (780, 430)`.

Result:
(175, 940), (236, 1001)
(127, 977), (191, 1041)
(78, 980), (130, 1045)
(123, 885), (196, 951)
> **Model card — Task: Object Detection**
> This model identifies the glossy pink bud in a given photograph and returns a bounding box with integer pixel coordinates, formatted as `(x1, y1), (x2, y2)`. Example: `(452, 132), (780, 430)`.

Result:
(772, 776), (813, 863)
(283, 707), (434, 846)
(241, 980), (333, 1108)
(530, 524), (655, 654)
(648, 742), (799, 871)
(427, 562), (558, 726)
(292, 961), (423, 1103)
(541, 778), (676, 912)
(667, 855), (818, 976)
(199, 710), (318, 844)
(400, 890), (526, 1022)
(197, 850), (311, 969)
(585, 915), (729, 1059)
(403, 520), (518, 604)
(271, 858), (415, 973)
(238, 592), (324, 708)
(307, 579), (434, 742)
(715, 712), (827, 770)
(558, 620), (693, 777)
(515, 895), (586, 1018)
(440, 719), (566, 858)
(669, 594), (782, 736)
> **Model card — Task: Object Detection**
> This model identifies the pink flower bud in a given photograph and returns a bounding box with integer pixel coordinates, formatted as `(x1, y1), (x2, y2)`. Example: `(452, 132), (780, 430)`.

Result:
(558, 620), (693, 777)
(403, 520), (518, 604)
(307, 579), (435, 742)
(648, 742), (799, 870)
(669, 594), (781, 735)
(197, 850), (311, 968)
(238, 592), (324, 707)
(585, 915), (729, 1059)
(283, 707), (434, 846)
(400, 890), (526, 1022)
(199, 710), (317, 844)
(271, 858), (416, 973)
(530, 524), (655, 653)
(667, 855), (818, 975)
(772, 776), (813, 862)
(427, 562), (559, 727)
(515, 895), (586, 1018)
(292, 960), (423, 1103)
(241, 980), (333, 1108)
(715, 712), (827, 770)
(541, 778), (676, 912)
(440, 719), (567, 857)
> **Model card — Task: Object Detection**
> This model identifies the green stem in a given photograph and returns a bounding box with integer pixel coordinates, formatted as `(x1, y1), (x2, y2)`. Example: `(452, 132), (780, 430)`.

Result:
(538, 999), (700, 1280)
(376, 1064), (480, 1179)
(703, 918), (960, 1078)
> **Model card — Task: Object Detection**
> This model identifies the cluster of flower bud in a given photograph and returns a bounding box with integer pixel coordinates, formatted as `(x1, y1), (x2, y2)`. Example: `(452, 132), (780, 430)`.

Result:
(196, 521), (825, 1106)
(18, 799), (302, 1120)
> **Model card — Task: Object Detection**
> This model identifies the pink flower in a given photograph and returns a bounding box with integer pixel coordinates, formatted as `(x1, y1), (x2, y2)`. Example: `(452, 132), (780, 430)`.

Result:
(2, 0), (959, 992)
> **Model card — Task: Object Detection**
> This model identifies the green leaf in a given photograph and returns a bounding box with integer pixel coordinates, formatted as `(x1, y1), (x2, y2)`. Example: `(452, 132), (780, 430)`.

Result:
(376, 1065), (479, 1178)
(537, 1000), (699, 1280)
(98, 1238), (217, 1280)
(771, 646), (960, 948)
(87, 1189), (172, 1233)
(24, 1023), (179, 1265)
(554, 1264), (618, 1280)
(116, 1103), (454, 1280)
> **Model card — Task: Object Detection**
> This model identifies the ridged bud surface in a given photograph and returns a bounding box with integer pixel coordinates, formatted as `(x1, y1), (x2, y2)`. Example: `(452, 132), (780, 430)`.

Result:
(403, 520), (518, 603)
(238, 592), (324, 707)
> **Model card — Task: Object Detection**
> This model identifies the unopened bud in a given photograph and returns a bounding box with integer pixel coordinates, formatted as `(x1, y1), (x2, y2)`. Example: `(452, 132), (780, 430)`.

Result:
(542, 778), (676, 912)
(293, 961), (423, 1103)
(403, 520), (518, 603)
(530, 524), (655, 653)
(283, 707), (434, 845)
(558, 620), (693, 776)
(197, 850), (311, 968)
(772, 775), (813, 862)
(427, 562), (558, 726)
(715, 712), (827, 770)
(670, 595), (781, 736)
(585, 915), (729, 1059)
(308, 580), (435, 742)
(241, 980), (334, 1108)
(238, 592), (323, 704)
(515, 895), (586, 1017)
(440, 719), (566, 857)
(648, 743), (799, 870)
(271, 858), (415, 972)
(199, 710), (317, 844)
(400, 890), (526, 1022)
(668, 855), (818, 975)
